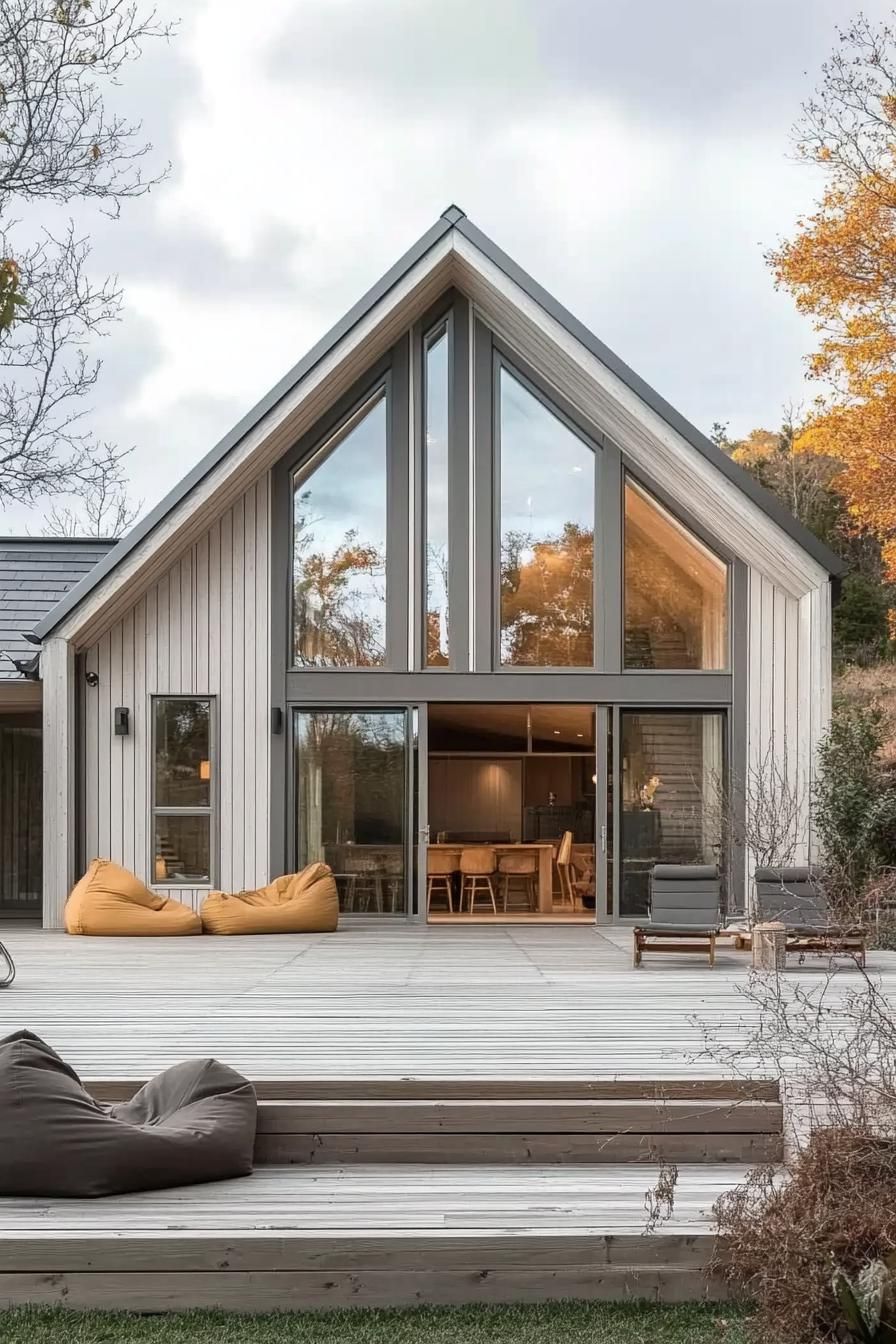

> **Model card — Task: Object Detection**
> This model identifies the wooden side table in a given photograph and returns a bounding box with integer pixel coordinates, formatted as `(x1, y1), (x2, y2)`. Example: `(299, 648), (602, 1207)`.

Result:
(752, 921), (786, 971)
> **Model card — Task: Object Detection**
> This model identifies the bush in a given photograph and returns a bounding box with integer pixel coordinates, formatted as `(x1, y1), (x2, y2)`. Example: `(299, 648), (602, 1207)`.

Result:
(834, 574), (894, 667)
(814, 705), (894, 914)
(715, 1126), (896, 1344)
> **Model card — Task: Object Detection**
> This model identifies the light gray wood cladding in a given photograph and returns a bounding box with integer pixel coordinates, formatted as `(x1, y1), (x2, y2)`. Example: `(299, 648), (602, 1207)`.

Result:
(78, 479), (270, 911)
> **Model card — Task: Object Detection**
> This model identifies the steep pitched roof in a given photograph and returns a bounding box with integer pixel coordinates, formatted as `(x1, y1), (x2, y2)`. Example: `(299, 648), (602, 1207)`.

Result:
(0, 538), (116, 677)
(33, 206), (843, 641)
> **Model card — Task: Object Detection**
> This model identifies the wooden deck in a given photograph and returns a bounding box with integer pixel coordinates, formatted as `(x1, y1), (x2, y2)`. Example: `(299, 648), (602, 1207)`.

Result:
(0, 921), (890, 1081)
(0, 922), (890, 1311)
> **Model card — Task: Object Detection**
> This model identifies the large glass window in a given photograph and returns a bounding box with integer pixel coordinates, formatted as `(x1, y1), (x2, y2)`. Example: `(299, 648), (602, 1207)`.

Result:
(152, 697), (215, 884)
(498, 368), (595, 667)
(292, 391), (388, 667)
(618, 710), (724, 917)
(425, 326), (450, 667)
(624, 479), (728, 670)
(294, 709), (408, 914)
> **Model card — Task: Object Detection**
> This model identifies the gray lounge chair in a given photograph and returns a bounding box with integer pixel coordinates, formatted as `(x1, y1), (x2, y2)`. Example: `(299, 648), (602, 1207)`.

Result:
(753, 866), (866, 967)
(633, 864), (722, 967)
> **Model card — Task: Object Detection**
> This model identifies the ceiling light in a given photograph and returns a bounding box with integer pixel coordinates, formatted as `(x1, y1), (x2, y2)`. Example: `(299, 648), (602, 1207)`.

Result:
(576, 733), (583, 738)
(553, 729), (560, 735)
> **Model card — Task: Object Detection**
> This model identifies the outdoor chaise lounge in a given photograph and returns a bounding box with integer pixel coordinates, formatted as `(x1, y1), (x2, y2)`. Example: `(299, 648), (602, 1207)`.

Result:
(753, 866), (867, 966)
(633, 863), (722, 967)
(0, 941), (13, 988)
(65, 859), (201, 936)
(0, 1030), (256, 1197)
(200, 862), (340, 934)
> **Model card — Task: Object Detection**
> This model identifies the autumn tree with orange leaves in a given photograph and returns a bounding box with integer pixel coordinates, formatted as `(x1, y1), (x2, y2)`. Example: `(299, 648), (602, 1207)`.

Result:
(770, 15), (896, 577)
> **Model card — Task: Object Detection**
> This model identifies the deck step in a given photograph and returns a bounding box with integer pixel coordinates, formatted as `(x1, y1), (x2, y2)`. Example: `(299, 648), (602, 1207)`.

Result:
(0, 1162), (741, 1310)
(253, 1097), (783, 1164)
(88, 1077), (781, 1102)
(85, 1079), (784, 1166)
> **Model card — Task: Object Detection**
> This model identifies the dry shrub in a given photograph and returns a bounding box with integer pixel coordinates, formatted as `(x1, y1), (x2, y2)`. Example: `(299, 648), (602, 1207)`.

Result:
(698, 972), (896, 1342)
(716, 1127), (896, 1343)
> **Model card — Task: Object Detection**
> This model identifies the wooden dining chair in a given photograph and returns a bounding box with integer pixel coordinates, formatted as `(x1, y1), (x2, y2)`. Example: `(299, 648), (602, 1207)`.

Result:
(556, 831), (577, 910)
(498, 851), (537, 912)
(459, 847), (498, 914)
(427, 849), (459, 914)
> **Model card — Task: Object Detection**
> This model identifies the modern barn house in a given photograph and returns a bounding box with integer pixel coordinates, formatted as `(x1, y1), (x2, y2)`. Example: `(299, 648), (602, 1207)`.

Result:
(21, 207), (842, 930)
(0, 208), (871, 1315)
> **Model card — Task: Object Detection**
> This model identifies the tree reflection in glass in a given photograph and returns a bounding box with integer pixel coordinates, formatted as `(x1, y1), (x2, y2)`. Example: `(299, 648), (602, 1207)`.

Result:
(425, 328), (450, 666)
(294, 709), (407, 914)
(292, 392), (387, 667)
(499, 369), (595, 666)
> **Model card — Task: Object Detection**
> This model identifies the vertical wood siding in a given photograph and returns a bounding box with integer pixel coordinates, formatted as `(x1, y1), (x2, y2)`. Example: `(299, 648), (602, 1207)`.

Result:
(80, 478), (270, 911)
(744, 569), (831, 878)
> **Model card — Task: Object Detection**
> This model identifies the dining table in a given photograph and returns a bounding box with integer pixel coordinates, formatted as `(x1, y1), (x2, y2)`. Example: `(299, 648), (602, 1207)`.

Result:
(427, 842), (556, 913)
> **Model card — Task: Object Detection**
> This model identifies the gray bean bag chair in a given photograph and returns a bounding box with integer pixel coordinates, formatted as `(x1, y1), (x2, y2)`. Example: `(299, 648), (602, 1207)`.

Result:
(0, 1030), (257, 1197)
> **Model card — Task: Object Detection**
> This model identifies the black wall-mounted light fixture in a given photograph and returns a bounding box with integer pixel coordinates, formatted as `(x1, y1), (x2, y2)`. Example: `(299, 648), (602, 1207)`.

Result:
(271, 707), (283, 734)
(85, 670), (99, 687)
(114, 707), (130, 736)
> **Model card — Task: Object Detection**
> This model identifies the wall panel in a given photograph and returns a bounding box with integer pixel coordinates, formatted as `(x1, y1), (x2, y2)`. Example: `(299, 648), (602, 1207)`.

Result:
(78, 477), (270, 915)
(743, 569), (831, 887)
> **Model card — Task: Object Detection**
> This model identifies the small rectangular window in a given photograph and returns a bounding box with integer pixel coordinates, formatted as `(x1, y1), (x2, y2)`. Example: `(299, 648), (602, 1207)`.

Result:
(152, 697), (215, 885)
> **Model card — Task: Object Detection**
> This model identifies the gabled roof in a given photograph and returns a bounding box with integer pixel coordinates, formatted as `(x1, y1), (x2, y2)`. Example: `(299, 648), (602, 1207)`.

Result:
(33, 206), (843, 641)
(1, 538), (116, 677)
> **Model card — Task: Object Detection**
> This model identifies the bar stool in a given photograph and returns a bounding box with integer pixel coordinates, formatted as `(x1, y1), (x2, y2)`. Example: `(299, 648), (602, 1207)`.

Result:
(427, 849), (459, 913)
(498, 852), (538, 912)
(459, 847), (497, 915)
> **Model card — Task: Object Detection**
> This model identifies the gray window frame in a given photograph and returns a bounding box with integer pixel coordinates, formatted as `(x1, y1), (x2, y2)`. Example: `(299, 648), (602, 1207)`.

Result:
(492, 351), (602, 673)
(412, 290), (471, 671)
(273, 339), (411, 678)
(621, 472), (732, 673)
(268, 294), (745, 913)
(150, 694), (217, 888)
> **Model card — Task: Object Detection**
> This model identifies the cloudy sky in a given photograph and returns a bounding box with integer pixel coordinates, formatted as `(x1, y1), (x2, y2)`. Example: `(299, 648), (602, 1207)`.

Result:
(7, 0), (892, 531)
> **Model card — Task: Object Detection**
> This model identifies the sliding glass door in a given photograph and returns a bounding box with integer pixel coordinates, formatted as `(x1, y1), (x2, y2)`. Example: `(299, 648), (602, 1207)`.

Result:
(293, 708), (413, 915)
(616, 709), (725, 919)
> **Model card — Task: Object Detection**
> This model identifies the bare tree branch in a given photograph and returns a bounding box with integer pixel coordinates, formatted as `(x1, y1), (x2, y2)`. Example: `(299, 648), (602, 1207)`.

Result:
(43, 444), (140, 536)
(0, 0), (173, 509)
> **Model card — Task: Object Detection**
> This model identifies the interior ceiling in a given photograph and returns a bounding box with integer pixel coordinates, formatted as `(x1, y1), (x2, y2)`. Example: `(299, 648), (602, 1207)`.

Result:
(429, 702), (595, 747)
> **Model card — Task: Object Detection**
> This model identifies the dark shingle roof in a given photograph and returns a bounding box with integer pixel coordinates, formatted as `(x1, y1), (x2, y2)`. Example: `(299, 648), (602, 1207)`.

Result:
(0, 538), (116, 679)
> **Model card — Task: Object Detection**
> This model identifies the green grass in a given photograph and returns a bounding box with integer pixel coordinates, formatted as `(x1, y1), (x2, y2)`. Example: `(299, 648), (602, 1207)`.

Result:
(0, 1302), (752, 1344)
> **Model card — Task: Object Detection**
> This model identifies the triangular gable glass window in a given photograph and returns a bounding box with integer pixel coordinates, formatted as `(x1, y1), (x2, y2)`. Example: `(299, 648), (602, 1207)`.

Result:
(292, 390), (387, 667)
(624, 477), (728, 669)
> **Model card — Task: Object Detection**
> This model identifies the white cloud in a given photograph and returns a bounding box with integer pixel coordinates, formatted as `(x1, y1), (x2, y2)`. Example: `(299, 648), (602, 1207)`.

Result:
(6, 0), (889, 527)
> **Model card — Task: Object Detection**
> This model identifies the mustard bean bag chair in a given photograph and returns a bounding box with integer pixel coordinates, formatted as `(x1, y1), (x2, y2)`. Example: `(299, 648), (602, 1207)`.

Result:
(200, 862), (339, 935)
(65, 859), (201, 936)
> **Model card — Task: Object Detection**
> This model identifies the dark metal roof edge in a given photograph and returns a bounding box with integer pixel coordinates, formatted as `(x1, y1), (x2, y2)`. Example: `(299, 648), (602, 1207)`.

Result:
(33, 214), (456, 639)
(454, 215), (845, 578)
(35, 203), (842, 643)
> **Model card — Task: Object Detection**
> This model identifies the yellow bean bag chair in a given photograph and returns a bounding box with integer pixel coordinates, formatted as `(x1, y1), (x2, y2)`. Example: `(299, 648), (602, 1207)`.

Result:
(65, 859), (201, 936)
(200, 863), (339, 935)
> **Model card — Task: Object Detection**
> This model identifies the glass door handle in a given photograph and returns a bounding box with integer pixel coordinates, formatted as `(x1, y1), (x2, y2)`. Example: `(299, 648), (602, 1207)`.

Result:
(600, 825), (607, 853)
(420, 825), (431, 844)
